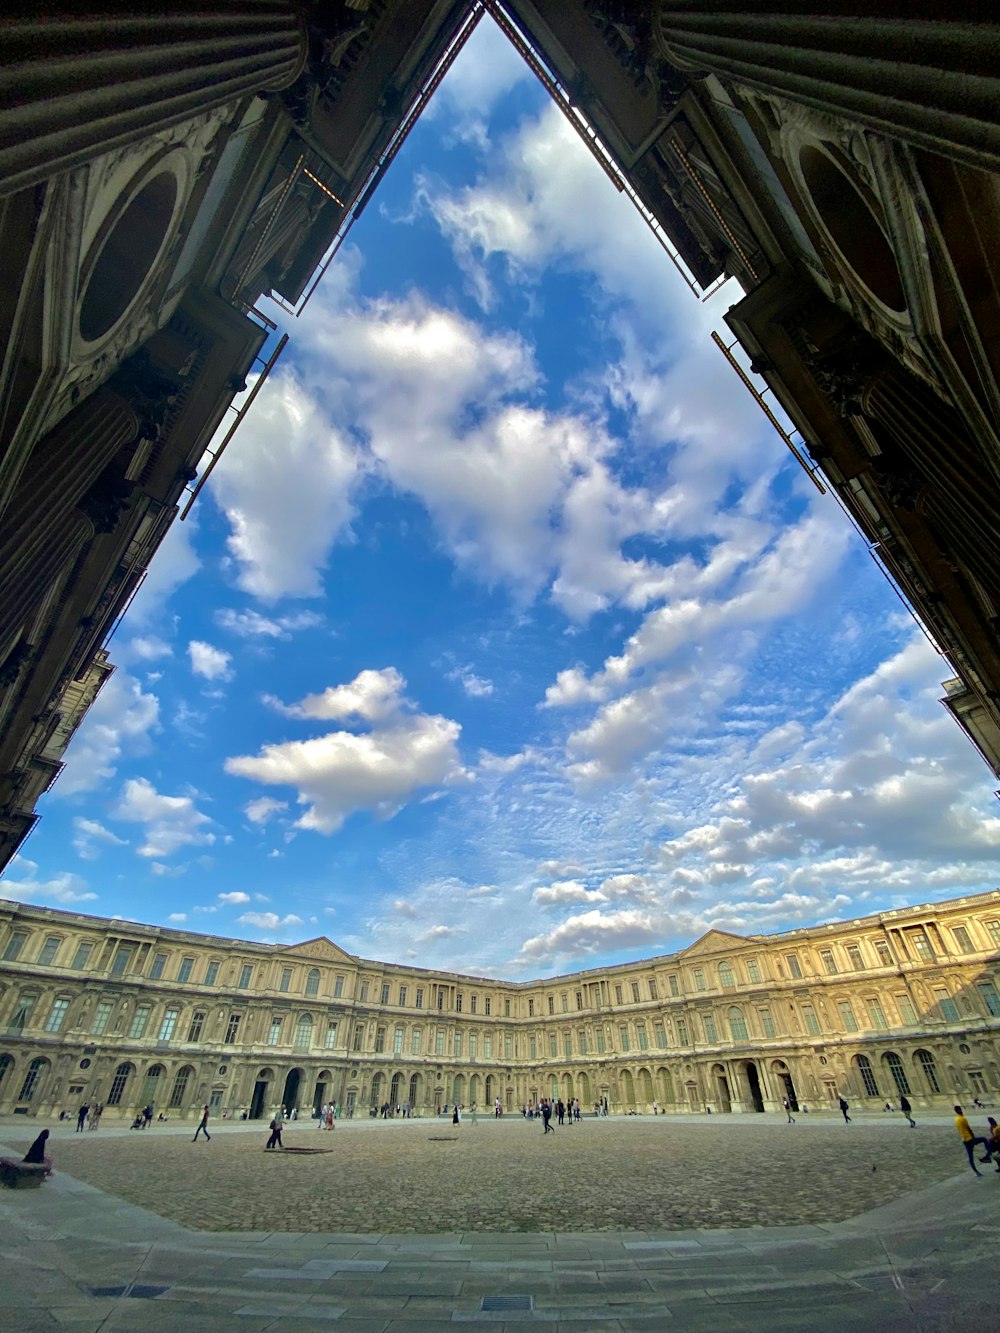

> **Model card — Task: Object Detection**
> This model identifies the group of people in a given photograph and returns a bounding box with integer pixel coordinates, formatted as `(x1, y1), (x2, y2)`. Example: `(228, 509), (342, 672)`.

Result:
(63, 1102), (103, 1132)
(954, 1105), (1000, 1175)
(317, 1103), (338, 1129)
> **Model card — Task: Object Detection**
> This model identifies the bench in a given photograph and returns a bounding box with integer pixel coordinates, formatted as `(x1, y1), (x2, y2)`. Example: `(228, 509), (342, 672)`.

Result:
(0, 1157), (52, 1189)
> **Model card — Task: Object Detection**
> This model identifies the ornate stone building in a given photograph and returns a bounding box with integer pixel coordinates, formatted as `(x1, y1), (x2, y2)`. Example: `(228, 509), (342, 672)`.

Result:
(1, 6), (1000, 870)
(2, 891), (998, 1121)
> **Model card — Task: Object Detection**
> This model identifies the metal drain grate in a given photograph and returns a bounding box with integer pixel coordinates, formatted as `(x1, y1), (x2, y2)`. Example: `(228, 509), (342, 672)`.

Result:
(481, 1294), (533, 1311)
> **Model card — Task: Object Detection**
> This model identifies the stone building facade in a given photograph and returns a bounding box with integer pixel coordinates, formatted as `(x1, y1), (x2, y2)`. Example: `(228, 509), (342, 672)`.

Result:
(1, 891), (998, 1121)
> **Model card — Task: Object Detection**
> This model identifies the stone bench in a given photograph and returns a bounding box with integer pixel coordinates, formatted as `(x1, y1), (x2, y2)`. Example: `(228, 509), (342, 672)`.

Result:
(0, 1157), (52, 1189)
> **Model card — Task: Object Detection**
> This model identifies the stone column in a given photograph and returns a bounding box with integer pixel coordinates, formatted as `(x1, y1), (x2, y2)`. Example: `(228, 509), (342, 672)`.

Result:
(0, 3), (308, 195)
(0, 389), (138, 646)
(654, 5), (1000, 170)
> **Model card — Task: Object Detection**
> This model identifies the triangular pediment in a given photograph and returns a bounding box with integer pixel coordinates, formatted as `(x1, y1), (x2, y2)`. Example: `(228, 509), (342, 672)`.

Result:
(680, 929), (748, 958)
(283, 937), (354, 963)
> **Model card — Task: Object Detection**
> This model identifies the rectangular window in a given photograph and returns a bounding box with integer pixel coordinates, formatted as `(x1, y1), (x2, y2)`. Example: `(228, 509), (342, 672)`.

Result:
(224, 1013), (241, 1044)
(503, 1033), (511, 1058)
(759, 1008), (776, 1038)
(746, 958), (761, 983)
(614, 984), (623, 1004)
(268, 1017), (282, 1046)
(129, 1005), (151, 1039)
(110, 946), (133, 976)
(399, 986), (407, 1006)
(619, 1025), (630, 1052)
(867, 999), (888, 1030)
(547, 996), (554, 1014)
(415, 987), (423, 1008)
(353, 1024), (364, 1051)
(595, 1028), (606, 1053)
(374, 1027), (386, 1053)
(177, 956), (194, 983)
(677, 1019), (689, 1046)
(648, 979), (658, 1000)
(909, 928), (933, 961)
(694, 969), (706, 991)
(561, 993), (569, 1013)
(437, 988), (444, 1010)
(410, 1029), (421, 1055)
(91, 1000), (113, 1035)
(936, 988), (960, 1022)
(802, 1004), (821, 1036)
(786, 954), (803, 979)
(158, 1008), (179, 1042)
(334, 974), (344, 998)
(820, 949), (837, 975)
(456, 994), (463, 1013)
(528, 998), (535, 1017)
(72, 942), (94, 971)
(187, 1011), (205, 1042)
(44, 998), (70, 1033)
(563, 1034), (572, 1058)
(576, 990), (585, 1009)
(471, 995), (478, 1014)
(485, 998), (491, 1016)
(435, 1030), (445, 1056)
(3, 931), (27, 961)
(951, 925), (974, 953)
(985, 920), (1000, 949)
(549, 1034), (558, 1057)
(837, 1001), (859, 1033)
(874, 940), (893, 966)
(978, 983), (1000, 1017)
(359, 981), (369, 1002)
(38, 936), (61, 966)
(326, 1021), (338, 1049)
(578, 1030), (587, 1055)
(238, 965), (253, 989)
(529, 1036), (537, 1059)
(149, 952), (167, 979)
(631, 982), (640, 1003)
(380, 984), (390, 1005)
(669, 975), (679, 997)
(279, 967), (292, 992)
(654, 1023), (666, 1047)
(205, 961), (219, 986)
(484, 1034), (492, 1058)
(469, 1033), (478, 1060)
(702, 1015), (716, 1044)
(896, 993), (917, 1024)
(504, 998), (510, 1017)
(846, 944), (865, 972)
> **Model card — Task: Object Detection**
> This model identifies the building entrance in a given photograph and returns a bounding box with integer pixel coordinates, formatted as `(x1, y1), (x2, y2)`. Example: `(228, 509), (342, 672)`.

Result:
(282, 1067), (302, 1112)
(745, 1061), (765, 1113)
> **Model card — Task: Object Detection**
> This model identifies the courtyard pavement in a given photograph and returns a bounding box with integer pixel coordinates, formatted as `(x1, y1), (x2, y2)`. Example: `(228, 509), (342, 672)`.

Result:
(1, 1112), (998, 1331)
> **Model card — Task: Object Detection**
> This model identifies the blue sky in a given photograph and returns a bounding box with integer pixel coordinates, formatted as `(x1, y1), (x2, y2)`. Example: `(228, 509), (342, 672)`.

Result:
(5, 20), (999, 974)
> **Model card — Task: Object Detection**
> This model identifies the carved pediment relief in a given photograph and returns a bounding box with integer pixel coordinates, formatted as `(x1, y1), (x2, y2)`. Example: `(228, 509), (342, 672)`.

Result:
(283, 936), (354, 963)
(679, 929), (748, 958)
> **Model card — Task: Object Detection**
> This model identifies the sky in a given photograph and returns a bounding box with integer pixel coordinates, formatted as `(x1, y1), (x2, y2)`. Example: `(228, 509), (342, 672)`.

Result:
(4, 19), (1000, 976)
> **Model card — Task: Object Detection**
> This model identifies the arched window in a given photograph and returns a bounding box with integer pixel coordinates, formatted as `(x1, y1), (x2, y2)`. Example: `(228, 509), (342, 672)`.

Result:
(915, 1048), (940, 1093)
(107, 1062), (133, 1106)
(658, 1067), (675, 1104)
(305, 969), (320, 998)
(638, 1068), (654, 1102)
(370, 1072), (384, 1105)
(19, 1056), (48, 1101)
(856, 1054), (879, 1097)
(408, 1072), (420, 1108)
(719, 962), (735, 988)
(140, 1063), (164, 1106)
(884, 1051), (911, 1095)
(293, 1014), (313, 1050)
(169, 1065), (194, 1108)
(390, 1072), (403, 1107)
(728, 1007), (748, 1041)
(621, 1069), (636, 1106)
(0, 1053), (13, 1089)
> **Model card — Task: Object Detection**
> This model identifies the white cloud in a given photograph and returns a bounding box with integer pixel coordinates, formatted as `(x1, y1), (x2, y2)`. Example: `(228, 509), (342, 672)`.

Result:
(215, 608), (323, 639)
(518, 908), (658, 963)
(218, 891), (251, 905)
(244, 796), (289, 825)
(532, 880), (606, 906)
(208, 368), (361, 601)
(238, 911), (304, 931)
(167, 912), (187, 922)
(56, 670), (159, 796)
(71, 817), (127, 861)
(113, 777), (215, 859)
(449, 664), (495, 698)
(188, 640), (233, 681)
(228, 670), (471, 835)
(1, 857), (97, 906)
(120, 635), (172, 663)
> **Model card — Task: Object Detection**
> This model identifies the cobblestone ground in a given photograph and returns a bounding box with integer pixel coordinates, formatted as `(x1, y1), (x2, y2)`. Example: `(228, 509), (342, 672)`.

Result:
(51, 1115), (964, 1234)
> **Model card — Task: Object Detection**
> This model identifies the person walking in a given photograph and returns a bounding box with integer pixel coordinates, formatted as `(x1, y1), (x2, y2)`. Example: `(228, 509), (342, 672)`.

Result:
(192, 1104), (211, 1142)
(839, 1096), (852, 1124)
(954, 1105), (992, 1175)
(542, 1100), (553, 1133)
(783, 1097), (795, 1124)
(899, 1094), (916, 1129)
(266, 1115), (283, 1149)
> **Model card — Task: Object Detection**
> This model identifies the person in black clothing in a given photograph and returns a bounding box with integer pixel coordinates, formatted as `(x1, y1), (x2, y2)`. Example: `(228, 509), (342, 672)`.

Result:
(265, 1117), (283, 1149)
(839, 1097), (851, 1124)
(23, 1129), (49, 1164)
(76, 1103), (88, 1132)
(899, 1095), (915, 1128)
(192, 1104), (211, 1141)
(542, 1101), (553, 1133)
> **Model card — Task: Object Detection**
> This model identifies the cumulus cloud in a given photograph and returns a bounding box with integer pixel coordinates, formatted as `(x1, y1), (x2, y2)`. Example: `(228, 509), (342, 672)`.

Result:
(208, 368), (361, 601)
(238, 911), (304, 932)
(113, 777), (215, 859)
(518, 908), (658, 963)
(449, 664), (495, 698)
(226, 668), (471, 834)
(215, 608), (323, 639)
(56, 670), (159, 796)
(532, 880), (606, 906)
(244, 796), (289, 825)
(217, 891), (251, 905)
(1, 857), (97, 906)
(167, 912), (187, 922)
(188, 640), (233, 681)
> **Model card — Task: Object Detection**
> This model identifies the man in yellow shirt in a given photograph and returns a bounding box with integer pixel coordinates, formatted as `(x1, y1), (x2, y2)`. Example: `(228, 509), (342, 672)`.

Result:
(954, 1105), (993, 1175)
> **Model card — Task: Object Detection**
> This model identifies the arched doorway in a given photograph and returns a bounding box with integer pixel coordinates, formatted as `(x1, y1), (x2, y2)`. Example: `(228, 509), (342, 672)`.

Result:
(107, 1061), (133, 1107)
(390, 1071), (403, 1108)
(468, 1073), (479, 1109)
(854, 1054), (880, 1098)
(577, 1071), (591, 1104)
(169, 1064), (195, 1109)
(140, 1063), (164, 1109)
(281, 1067), (303, 1112)
(657, 1067), (674, 1105)
(771, 1060), (798, 1112)
(711, 1063), (731, 1112)
(18, 1056), (49, 1103)
(452, 1073), (464, 1106)
(250, 1067), (273, 1119)
(408, 1072), (421, 1110)
(745, 1061), (765, 1112)
(621, 1069), (636, 1108)
(638, 1068), (654, 1107)
(313, 1069), (332, 1115)
(484, 1074), (494, 1105)
(562, 1073), (574, 1102)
